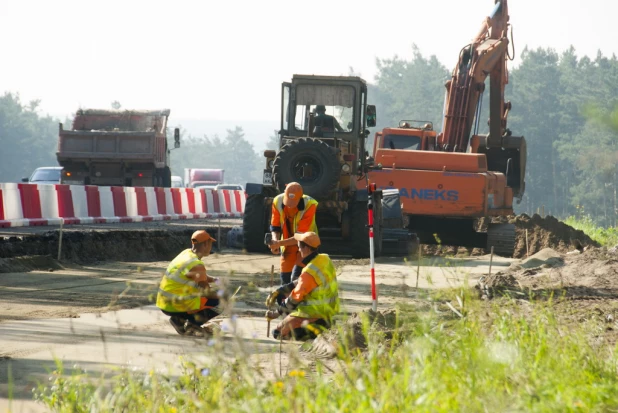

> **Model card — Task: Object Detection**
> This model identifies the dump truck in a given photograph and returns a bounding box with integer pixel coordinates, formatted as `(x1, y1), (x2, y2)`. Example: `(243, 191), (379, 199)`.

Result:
(243, 74), (411, 258)
(368, 0), (526, 257)
(57, 109), (180, 187)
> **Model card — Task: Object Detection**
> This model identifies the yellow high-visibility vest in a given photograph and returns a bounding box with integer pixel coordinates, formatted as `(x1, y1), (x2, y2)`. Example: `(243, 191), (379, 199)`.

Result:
(291, 254), (339, 320)
(156, 249), (204, 312)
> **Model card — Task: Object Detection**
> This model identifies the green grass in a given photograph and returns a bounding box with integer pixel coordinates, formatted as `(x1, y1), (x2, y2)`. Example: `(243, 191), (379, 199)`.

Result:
(564, 215), (618, 247)
(34, 291), (618, 413)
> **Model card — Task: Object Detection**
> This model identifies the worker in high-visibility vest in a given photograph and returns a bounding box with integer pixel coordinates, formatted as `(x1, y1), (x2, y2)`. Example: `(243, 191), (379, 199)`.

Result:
(266, 232), (339, 340)
(156, 230), (220, 337)
(268, 182), (318, 288)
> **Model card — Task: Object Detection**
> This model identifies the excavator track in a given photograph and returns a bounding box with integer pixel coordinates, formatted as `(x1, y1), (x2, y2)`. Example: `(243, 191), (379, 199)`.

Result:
(486, 223), (516, 257)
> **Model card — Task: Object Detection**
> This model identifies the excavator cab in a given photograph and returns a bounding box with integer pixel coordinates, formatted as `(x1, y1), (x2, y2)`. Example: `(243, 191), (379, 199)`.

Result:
(372, 120), (438, 154)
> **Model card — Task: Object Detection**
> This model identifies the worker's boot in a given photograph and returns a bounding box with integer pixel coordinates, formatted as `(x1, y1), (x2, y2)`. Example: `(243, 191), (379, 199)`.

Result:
(169, 316), (187, 336)
(202, 321), (221, 335)
(184, 321), (211, 338)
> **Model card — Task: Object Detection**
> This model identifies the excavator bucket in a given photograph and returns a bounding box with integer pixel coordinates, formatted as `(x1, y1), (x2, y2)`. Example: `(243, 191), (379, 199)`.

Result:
(478, 135), (526, 202)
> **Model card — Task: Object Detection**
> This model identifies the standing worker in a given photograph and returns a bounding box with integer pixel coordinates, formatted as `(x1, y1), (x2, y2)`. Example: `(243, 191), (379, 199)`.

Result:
(266, 232), (339, 340)
(156, 230), (220, 337)
(267, 182), (318, 287)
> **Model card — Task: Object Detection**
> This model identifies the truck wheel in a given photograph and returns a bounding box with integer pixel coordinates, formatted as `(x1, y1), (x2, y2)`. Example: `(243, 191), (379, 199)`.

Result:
(153, 171), (161, 187)
(163, 167), (172, 188)
(349, 196), (383, 258)
(272, 138), (339, 199)
(243, 194), (269, 252)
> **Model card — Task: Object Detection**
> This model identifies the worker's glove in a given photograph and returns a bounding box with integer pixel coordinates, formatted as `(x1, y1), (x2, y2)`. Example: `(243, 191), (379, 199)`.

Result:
(265, 285), (292, 308)
(278, 297), (299, 315)
(265, 290), (281, 308)
(265, 310), (281, 320)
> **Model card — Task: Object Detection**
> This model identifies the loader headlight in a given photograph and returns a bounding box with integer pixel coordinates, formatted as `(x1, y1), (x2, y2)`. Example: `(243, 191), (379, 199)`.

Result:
(341, 164), (351, 173)
(268, 160), (274, 169)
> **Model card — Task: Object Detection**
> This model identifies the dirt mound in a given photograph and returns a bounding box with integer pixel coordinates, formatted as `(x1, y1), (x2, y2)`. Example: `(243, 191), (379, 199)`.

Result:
(421, 245), (485, 257)
(478, 247), (618, 299)
(305, 310), (399, 358)
(415, 214), (596, 259)
(510, 214), (598, 258)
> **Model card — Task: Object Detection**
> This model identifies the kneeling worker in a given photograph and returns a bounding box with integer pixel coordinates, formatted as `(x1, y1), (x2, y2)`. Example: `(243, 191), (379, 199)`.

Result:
(157, 230), (220, 337)
(266, 232), (339, 340)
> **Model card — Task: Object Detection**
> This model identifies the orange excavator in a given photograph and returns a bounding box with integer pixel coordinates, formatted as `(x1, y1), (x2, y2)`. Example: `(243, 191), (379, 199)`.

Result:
(368, 0), (526, 256)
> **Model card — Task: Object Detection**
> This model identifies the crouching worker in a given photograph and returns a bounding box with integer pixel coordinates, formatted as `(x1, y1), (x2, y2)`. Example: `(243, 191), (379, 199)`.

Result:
(157, 230), (220, 337)
(266, 232), (339, 340)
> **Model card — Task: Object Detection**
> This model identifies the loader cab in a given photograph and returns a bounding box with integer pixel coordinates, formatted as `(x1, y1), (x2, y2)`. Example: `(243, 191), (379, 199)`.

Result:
(372, 120), (438, 156)
(280, 75), (369, 138)
(261, 75), (376, 193)
(277, 75), (374, 174)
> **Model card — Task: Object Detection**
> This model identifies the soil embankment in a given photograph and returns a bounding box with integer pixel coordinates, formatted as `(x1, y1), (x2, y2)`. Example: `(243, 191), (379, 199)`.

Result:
(422, 214), (599, 259)
(0, 224), (238, 272)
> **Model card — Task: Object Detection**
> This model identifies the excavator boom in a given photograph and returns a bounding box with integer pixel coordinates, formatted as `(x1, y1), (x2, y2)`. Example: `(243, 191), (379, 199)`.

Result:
(440, 0), (511, 152)
(438, 0), (526, 201)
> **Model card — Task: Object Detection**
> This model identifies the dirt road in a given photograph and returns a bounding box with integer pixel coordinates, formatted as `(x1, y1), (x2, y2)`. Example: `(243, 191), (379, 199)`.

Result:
(0, 250), (512, 412)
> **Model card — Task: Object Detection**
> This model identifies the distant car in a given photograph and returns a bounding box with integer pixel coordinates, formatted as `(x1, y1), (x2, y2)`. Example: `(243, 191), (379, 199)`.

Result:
(22, 167), (62, 184)
(214, 184), (244, 191)
(171, 176), (184, 188)
(193, 184), (217, 190)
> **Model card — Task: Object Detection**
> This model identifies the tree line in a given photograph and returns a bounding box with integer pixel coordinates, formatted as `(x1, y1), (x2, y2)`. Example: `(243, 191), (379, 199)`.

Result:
(1, 45), (617, 226)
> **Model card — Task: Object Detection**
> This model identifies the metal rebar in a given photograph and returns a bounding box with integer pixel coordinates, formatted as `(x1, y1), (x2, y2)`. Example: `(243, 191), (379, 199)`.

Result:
(57, 221), (64, 261)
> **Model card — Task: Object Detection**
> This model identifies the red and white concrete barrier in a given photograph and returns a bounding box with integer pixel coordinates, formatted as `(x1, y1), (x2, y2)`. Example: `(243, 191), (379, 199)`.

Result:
(0, 183), (246, 228)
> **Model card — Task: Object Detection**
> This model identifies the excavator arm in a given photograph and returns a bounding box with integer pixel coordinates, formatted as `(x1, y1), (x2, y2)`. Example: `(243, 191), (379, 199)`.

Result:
(439, 0), (526, 201)
(439, 0), (511, 152)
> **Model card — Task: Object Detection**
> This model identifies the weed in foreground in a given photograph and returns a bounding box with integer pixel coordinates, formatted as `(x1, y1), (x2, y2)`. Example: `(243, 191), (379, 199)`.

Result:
(34, 293), (618, 413)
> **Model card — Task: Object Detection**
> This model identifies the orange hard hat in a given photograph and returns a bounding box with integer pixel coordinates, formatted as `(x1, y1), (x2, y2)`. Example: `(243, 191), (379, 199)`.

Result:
(294, 231), (321, 248)
(191, 230), (216, 244)
(283, 182), (303, 208)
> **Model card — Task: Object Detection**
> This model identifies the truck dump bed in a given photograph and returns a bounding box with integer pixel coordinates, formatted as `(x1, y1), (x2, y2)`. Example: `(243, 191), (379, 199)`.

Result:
(57, 109), (169, 168)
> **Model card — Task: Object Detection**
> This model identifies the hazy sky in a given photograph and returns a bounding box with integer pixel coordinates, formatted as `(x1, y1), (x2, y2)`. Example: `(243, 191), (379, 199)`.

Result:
(1, 0), (615, 123)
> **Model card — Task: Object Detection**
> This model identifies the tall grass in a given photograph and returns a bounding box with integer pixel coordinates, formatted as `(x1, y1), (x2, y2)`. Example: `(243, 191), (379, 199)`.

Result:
(564, 215), (618, 247)
(35, 292), (618, 413)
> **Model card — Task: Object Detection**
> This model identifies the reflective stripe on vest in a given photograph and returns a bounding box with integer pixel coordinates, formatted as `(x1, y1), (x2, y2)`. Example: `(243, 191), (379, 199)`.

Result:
(156, 249), (204, 312)
(302, 296), (339, 306)
(157, 289), (202, 301)
(306, 262), (327, 284)
(164, 257), (201, 289)
(291, 254), (339, 320)
(273, 194), (318, 253)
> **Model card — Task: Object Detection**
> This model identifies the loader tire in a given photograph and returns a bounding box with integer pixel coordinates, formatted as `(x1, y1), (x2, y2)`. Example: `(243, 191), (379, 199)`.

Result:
(349, 196), (383, 258)
(243, 194), (269, 252)
(272, 138), (339, 200)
